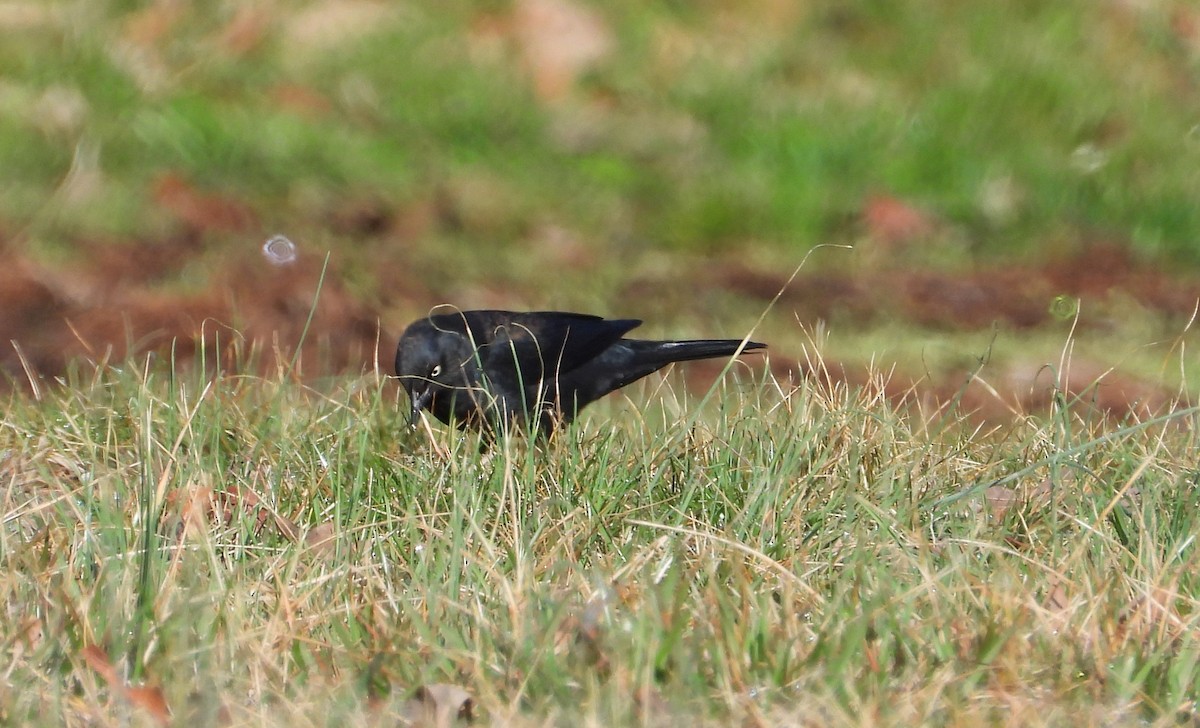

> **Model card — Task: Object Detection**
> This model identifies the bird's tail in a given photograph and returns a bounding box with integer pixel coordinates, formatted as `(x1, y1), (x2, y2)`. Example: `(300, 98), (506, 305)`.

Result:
(632, 338), (767, 366)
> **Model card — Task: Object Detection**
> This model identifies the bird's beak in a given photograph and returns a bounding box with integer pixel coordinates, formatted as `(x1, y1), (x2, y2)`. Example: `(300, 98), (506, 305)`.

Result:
(409, 386), (434, 427)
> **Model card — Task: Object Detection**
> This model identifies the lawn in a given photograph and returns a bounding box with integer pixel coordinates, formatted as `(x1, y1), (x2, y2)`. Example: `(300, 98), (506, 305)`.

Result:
(4, 0), (1200, 405)
(3, 0), (1200, 724)
(2, 356), (1199, 725)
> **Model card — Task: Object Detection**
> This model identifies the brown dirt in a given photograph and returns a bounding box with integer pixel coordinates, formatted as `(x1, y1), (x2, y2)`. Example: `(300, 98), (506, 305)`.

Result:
(2, 228), (1196, 421)
(0, 234), (381, 384)
(709, 243), (1200, 332)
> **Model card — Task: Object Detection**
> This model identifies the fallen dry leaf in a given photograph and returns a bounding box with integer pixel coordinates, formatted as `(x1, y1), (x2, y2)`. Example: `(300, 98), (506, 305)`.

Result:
(1033, 579), (1084, 642)
(1117, 584), (1188, 643)
(125, 685), (172, 726)
(81, 645), (172, 726)
(982, 479), (1053, 522)
(1043, 583), (1070, 612)
(984, 485), (1018, 521)
(81, 645), (119, 684)
(173, 485), (218, 535)
(218, 485), (300, 541)
(168, 483), (300, 542)
(304, 522), (337, 555)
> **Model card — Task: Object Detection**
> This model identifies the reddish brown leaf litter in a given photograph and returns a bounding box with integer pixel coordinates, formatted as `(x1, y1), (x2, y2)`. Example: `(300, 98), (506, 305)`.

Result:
(304, 522), (338, 555)
(167, 483), (301, 542)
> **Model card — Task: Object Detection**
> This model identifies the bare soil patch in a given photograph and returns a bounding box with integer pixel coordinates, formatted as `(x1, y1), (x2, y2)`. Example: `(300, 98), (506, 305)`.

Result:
(2, 232), (1195, 420)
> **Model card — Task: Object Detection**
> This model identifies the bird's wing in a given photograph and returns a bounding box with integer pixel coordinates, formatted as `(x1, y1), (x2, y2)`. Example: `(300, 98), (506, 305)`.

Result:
(480, 313), (642, 390)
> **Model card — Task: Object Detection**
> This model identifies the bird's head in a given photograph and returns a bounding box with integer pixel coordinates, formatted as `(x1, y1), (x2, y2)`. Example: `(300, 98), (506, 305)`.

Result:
(394, 319), (477, 426)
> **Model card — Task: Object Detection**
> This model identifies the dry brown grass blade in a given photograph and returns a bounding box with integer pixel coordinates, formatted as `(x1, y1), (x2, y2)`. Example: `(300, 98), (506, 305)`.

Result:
(80, 645), (172, 726)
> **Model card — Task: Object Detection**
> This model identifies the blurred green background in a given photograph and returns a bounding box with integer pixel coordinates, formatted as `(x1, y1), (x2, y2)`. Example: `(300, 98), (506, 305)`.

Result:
(3, 0), (1199, 412)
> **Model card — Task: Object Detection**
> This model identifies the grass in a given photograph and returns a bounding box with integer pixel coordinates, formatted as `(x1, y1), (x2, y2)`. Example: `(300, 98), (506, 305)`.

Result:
(4, 1), (1199, 425)
(5, 0), (1200, 265)
(4, 2), (1200, 722)
(819, 316), (1200, 400)
(2, 348), (1199, 726)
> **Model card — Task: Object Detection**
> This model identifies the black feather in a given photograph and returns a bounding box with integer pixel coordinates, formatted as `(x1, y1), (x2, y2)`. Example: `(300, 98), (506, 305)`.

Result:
(395, 310), (765, 436)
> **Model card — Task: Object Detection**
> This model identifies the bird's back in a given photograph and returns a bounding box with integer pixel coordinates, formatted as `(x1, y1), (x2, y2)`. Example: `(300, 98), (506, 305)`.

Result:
(398, 309), (765, 436)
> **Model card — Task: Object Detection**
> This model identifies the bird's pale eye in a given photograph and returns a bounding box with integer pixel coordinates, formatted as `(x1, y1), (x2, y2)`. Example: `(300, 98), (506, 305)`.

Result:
(430, 364), (442, 378)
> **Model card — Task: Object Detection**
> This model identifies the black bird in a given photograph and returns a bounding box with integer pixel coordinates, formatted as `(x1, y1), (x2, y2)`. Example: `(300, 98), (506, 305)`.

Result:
(395, 309), (766, 436)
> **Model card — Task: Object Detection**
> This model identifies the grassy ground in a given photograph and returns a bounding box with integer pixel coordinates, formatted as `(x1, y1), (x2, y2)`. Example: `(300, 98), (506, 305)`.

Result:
(4, 2), (1200, 724)
(4, 0), (1200, 409)
(2, 352), (1198, 726)
(5, 0), (1200, 263)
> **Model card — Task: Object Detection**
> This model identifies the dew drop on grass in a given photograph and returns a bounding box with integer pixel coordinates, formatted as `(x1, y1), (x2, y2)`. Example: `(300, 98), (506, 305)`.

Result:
(262, 234), (298, 266)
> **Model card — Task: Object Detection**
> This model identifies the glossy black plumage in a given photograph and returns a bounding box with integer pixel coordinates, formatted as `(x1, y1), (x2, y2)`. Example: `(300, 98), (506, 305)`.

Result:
(394, 309), (766, 435)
